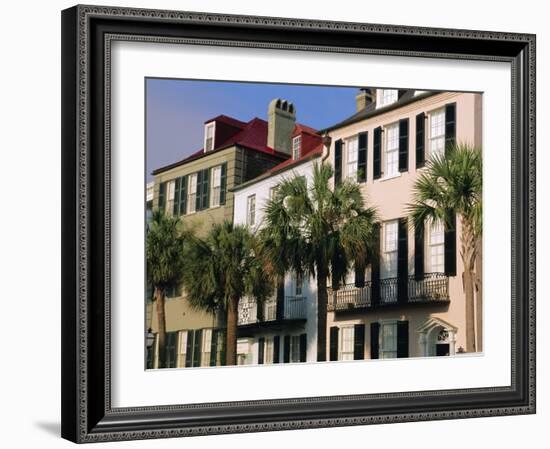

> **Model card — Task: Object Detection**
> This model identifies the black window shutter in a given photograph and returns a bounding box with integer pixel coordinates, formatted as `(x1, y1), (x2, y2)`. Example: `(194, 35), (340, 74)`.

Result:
(283, 336), (291, 363)
(397, 321), (409, 358)
(210, 329), (218, 366)
(354, 261), (365, 288)
(373, 127), (382, 179)
(445, 103), (457, 154)
(370, 323), (380, 359)
(273, 335), (280, 363)
(416, 112), (426, 168)
(173, 177), (180, 216)
(371, 223), (381, 306)
(202, 168), (210, 209)
(192, 329), (202, 367)
(299, 333), (307, 362)
(398, 118), (409, 172)
(258, 337), (265, 365)
(334, 139), (343, 186)
(414, 221), (425, 280)
(329, 327), (339, 361)
(158, 182), (166, 212)
(180, 175), (187, 215)
(444, 214), (457, 276)
(220, 162), (227, 205)
(195, 170), (202, 212)
(397, 217), (409, 304)
(353, 324), (365, 360)
(185, 330), (194, 367)
(357, 132), (368, 183)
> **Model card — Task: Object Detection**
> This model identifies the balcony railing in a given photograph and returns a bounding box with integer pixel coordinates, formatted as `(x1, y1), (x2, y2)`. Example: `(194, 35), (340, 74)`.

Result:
(327, 273), (449, 312)
(238, 295), (306, 326)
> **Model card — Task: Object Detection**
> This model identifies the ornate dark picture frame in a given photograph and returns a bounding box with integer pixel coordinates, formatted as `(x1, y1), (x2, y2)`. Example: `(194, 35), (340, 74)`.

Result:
(61, 4), (536, 443)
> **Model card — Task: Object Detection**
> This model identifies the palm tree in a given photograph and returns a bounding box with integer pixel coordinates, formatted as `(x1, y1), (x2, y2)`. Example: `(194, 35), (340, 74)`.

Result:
(146, 210), (190, 368)
(182, 222), (273, 365)
(407, 143), (482, 352)
(261, 162), (378, 362)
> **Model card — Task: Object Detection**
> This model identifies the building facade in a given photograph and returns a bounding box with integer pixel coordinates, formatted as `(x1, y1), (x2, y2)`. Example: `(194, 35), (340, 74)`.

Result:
(231, 125), (323, 365)
(323, 88), (482, 361)
(148, 99), (320, 368)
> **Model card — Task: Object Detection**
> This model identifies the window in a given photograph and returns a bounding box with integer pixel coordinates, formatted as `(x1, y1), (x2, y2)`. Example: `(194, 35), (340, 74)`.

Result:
(294, 271), (303, 296)
(187, 173), (197, 213)
(346, 136), (358, 179)
(340, 327), (354, 361)
(210, 165), (222, 207)
(377, 89), (398, 108)
(429, 108), (445, 158)
(201, 328), (212, 367)
(269, 186), (278, 201)
(204, 122), (215, 152)
(165, 284), (179, 299)
(247, 194), (256, 226)
(428, 219), (445, 273)
(380, 322), (398, 359)
(177, 330), (187, 368)
(264, 337), (274, 364)
(384, 123), (399, 177)
(382, 220), (398, 279)
(292, 135), (301, 159)
(166, 180), (176, 214)
(290, 335), (301, 363)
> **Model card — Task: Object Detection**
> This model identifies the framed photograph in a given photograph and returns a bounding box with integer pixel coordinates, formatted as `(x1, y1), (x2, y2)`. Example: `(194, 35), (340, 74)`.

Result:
(61, 4), (536, 443)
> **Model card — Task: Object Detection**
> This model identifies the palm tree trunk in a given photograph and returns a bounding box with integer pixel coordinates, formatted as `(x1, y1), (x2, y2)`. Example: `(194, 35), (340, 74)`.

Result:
(475, 236), (483, 352)
(154, 286), (167, 368)
(225, 295), (239, 366)
(460, 218), (477, 353)
(316, 270), (328, 362)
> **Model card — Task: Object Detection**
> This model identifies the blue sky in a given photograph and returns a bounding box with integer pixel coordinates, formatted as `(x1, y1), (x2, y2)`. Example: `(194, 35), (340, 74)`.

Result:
(145, 78), (360, 181)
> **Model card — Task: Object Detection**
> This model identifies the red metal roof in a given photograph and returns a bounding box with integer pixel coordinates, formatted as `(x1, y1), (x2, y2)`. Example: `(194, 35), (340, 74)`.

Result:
(152, 115), (321, 175)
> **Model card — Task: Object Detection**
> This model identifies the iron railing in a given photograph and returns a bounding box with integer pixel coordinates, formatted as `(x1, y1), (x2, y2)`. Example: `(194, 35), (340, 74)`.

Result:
(237, 295), (306, 325)
(327, 273), (449, 311)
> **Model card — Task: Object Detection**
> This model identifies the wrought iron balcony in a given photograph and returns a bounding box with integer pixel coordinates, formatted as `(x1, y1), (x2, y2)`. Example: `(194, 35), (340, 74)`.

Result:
(238, 295), (306, 326)
(327, 273), (449, 312)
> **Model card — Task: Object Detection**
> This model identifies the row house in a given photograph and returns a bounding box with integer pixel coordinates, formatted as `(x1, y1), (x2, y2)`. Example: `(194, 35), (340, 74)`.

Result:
(231, 106), (323, 365)
(323, 88), (482, 361)
(148, 98), (320, 368)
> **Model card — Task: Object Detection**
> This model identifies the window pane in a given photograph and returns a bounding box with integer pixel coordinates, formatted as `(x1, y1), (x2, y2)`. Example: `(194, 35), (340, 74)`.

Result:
(429, 109), (445, 157)
(346, 137), (358, 179)
(385, 123), (399, 177)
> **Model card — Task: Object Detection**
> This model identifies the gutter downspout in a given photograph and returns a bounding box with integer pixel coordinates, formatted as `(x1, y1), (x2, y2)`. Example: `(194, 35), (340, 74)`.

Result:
(321, 132), (332, 164)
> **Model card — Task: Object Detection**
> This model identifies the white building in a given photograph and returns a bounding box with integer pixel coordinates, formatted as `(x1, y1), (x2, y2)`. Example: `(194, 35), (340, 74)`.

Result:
(232, 120), (323, 365)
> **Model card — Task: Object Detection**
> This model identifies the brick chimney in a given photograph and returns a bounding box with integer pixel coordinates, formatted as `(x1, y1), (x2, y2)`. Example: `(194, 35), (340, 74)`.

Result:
(267, 98), (296, 154)
(355, 88), (376, 112)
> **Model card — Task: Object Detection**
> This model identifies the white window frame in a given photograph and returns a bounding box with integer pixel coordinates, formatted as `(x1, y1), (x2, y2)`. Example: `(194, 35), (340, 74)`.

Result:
(264, 337), (274, 364)
(166, 179), (176, 214)
(236, 338), (251, 365)
(428, 218), (445, 273)
(187, 173), (197, 214)
(292, 135), (301, 160)
(345, 135), (359, 180)
(384, 123), (399, 178)
(381, 220), (398, 280)
(428, 107), (445, 159)
(379, 320), (398, 359)
(269, 185), (278, 201)
(200, 328), (212, 367)
(246, 194), (256, 226)
(177, 330), (187, 368)
(377, 89), (398, 108)
(339, 326), (355, 361)
(290, 335), (301, 363)
(210, 165), (222, 208)
(204, 122), (215, 152)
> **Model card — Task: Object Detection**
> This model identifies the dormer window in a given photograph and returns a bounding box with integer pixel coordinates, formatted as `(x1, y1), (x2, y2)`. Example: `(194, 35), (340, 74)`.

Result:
(377, 89), (398, 108)
(292, 135), (301, 160)
(204, 122), (215, 152)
